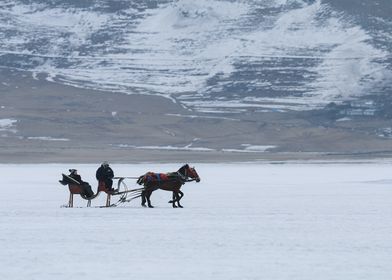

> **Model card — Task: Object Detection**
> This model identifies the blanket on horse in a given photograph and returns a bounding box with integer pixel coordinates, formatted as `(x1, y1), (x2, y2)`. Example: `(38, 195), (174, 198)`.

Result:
(142, 172), (184, 184)
(145, 172), (168, 182)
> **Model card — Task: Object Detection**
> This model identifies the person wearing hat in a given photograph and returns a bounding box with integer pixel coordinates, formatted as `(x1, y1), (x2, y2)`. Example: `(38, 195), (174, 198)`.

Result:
(96, 161), (115, 192)
(68, 169), (82, 184)
(68, 169), (94, 198)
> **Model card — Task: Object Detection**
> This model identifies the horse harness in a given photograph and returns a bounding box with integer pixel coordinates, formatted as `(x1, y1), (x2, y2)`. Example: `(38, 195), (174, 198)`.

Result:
(144, 171), (194, 187)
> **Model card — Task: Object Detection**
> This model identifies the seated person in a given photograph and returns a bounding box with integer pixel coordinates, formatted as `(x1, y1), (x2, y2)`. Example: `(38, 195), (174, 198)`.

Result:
(68, 169), (94, 198)
(68, 169), (83, 184)
(96, 161), (115, 192)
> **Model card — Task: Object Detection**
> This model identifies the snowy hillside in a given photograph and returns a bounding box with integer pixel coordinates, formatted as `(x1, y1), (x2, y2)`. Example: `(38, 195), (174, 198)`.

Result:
(0, 0), (391, 113)
(1, 162), (392, 279)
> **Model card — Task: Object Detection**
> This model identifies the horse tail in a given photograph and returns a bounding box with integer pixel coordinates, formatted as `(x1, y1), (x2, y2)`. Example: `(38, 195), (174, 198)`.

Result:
(137, 175), (145, 186)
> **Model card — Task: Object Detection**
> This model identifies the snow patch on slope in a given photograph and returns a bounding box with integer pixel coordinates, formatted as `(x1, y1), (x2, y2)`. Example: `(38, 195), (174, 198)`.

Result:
(0, 118), (17, 133)
(0, 0), (390, 112)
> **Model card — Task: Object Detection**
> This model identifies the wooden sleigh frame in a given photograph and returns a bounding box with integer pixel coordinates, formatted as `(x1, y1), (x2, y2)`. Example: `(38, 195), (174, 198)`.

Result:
(60, 174), (143, 208)
(66, 180), (113, 208)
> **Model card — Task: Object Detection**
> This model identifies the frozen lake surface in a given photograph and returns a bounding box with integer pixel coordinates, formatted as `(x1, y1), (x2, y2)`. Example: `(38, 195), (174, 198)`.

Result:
(1, 162), (392, 279)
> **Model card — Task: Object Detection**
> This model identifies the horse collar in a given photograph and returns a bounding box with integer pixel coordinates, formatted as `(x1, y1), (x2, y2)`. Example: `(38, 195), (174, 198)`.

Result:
(177, 171), (187, 182)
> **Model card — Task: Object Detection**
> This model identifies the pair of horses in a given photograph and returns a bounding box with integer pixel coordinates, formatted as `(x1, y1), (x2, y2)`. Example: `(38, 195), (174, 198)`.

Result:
(60, 164), (200, 208)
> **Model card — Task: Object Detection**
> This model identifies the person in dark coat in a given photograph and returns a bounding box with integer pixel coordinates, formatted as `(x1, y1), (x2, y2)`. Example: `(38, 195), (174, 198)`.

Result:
(68, 169), (94, 198)
(96, 161), (114, 192)
(68, 169), (82, 184)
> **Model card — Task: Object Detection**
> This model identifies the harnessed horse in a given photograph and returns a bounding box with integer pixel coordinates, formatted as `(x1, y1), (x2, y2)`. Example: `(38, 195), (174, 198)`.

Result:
(137, 164), (200, 208)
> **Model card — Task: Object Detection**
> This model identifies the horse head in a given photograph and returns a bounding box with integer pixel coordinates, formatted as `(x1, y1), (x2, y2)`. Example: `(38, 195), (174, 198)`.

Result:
(180, 164), (200, 182)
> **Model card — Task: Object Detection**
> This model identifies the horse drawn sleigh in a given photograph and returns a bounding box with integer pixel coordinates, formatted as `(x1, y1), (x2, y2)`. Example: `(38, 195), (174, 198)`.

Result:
(59, 164), (200, 208)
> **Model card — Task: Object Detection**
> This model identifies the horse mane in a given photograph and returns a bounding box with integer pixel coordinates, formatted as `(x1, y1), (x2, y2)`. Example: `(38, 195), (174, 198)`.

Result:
(177, 164), (189, 176)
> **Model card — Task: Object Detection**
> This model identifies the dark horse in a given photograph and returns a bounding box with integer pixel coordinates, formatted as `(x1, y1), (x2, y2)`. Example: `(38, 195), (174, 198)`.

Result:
(137, 164), (200, 208)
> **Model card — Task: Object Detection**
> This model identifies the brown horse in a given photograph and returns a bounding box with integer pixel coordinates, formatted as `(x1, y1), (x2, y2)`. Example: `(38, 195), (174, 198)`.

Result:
(137, 164), (200, 208)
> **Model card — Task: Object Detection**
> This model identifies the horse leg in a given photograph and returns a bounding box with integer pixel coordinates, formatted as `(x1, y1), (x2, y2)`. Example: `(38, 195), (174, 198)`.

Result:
(171, 192), (178, 208)
(141, 190), (147, 207)
(177, 190), (184, 208)
(146, 190), (154, 208)
(168, 191), (183, 206)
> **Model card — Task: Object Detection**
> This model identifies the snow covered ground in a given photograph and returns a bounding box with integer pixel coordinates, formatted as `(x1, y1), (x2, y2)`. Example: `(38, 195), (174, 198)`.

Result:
(1, 162), (392, 279)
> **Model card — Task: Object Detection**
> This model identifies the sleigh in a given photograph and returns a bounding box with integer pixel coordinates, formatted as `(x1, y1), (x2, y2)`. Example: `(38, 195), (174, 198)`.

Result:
(59, 174), (143, 207)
